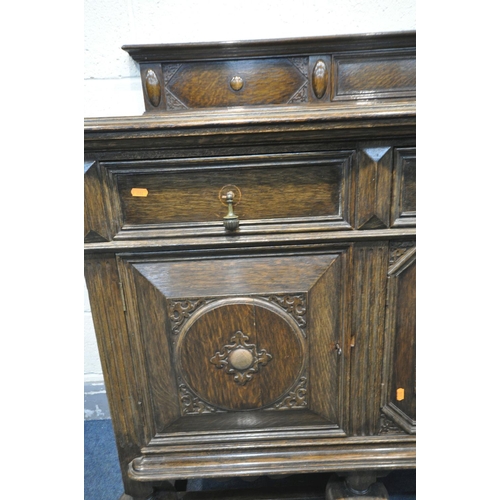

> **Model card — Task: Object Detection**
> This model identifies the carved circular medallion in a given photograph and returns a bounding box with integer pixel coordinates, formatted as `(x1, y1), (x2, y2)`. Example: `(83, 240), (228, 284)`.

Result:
(176, 297), (305, 411)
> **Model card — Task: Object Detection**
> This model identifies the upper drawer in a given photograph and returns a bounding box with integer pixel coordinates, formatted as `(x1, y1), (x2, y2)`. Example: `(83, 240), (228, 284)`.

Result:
(163, 59), (308, 109)
(84, 151), (354, 242)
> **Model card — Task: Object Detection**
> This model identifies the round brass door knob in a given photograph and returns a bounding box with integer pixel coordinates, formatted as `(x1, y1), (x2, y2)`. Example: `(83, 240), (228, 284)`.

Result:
(230, 76), (244, 91)
(228, 348), (254, 370)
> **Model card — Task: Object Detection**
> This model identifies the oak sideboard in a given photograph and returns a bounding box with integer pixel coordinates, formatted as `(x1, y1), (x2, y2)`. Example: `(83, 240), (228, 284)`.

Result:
(84, 31), (416, 500)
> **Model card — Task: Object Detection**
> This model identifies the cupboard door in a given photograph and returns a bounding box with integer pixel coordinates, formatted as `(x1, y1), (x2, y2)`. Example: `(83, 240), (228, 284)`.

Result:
(381, 241), (416, 434)
(116, 246), (350, 442)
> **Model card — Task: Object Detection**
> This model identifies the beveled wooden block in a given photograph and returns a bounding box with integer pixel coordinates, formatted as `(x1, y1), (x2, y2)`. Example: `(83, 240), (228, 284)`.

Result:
(391, 147), (416, 227)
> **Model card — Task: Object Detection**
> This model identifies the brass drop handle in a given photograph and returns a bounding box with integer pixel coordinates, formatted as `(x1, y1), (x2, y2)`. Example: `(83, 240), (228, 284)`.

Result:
(221, 191), (239, 231)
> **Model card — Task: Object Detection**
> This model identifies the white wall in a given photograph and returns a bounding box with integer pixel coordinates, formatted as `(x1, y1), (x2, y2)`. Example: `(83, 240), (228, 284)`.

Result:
(84, 0), (416, 381)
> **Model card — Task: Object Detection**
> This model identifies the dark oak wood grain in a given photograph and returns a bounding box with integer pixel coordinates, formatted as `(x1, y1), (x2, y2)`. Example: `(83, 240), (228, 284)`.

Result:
(166, 59), (306, 109)
(84, 33), (416, 499)
(333, 55), (415, 100)
(110, 151), (352, 232)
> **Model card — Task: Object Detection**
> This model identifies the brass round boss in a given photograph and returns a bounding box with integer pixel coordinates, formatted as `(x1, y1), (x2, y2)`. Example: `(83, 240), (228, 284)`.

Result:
(230, 76), (244, 91)
(228, 348), (254, 370)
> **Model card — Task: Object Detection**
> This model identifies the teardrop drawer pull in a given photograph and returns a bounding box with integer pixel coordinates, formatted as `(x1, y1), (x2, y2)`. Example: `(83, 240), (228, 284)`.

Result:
(221, 191), (239, 231)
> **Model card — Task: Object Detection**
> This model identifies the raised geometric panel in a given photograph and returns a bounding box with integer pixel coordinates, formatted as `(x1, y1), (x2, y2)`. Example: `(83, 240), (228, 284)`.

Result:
(381, 243), (416, 434)
(118, 248), (348, 435)
(392, 147), (416, 227)
(355, 147), (392, 230)
(333, 54), (416, 100)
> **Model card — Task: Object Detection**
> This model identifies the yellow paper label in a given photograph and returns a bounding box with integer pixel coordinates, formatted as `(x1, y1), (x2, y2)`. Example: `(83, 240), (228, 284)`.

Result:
(131, 188), (149, 197)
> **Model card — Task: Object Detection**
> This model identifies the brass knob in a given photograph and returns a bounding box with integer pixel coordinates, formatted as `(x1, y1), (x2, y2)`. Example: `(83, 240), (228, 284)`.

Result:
(222, 191), (239, 231)
(230, 76), (244, 91)
(228, 349), (254, 370)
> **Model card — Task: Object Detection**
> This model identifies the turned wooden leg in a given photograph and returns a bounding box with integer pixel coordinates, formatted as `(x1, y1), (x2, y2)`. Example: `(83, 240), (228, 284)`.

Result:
(326, 472), (389, 499)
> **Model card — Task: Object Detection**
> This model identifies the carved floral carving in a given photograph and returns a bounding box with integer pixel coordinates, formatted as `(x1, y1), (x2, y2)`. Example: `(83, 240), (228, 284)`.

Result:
(179, 384), (217, 415)
(267, 294), (307, 335)
(288, 83), (308, 103)
(167, 299), (206, 335)
(165, 89), (188, 110)
(289, 57), (308, 77)
(163, 63), (182, 83)
(210, 331), (272, 386)
(379, 412), (405, 434)
(274, 376), (307, 409)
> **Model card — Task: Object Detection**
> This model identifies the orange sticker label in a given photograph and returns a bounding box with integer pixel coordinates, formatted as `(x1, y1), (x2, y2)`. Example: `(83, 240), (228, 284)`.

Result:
(396, 388), (405, 401)
(131, 188), (149, 197)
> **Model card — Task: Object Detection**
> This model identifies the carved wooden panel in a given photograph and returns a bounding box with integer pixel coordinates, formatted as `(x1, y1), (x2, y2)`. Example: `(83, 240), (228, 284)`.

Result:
(392, 147), (416, 227)
(333, 54), (416, 101)
(164, 58), (307, 109)
(104, 151), (354, 237)
(177, 298), (304, 410)
(116, 247), (348, 436)
(355, 146), (392, 229)
(381, 242), (416, 434)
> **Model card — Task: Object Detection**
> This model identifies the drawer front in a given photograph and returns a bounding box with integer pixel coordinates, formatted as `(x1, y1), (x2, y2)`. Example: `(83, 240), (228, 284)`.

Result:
(164, 58), (308, 109)
(103, 151), (354, 238)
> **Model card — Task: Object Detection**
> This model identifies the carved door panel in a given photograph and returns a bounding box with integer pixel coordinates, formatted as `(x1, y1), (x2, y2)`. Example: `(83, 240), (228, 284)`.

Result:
(381, 242), (416, 434)
(116, 245), (350, 441)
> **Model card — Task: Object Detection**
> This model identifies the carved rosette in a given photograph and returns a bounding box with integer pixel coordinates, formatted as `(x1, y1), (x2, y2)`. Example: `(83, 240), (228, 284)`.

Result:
(179, 384), (217, 415)
(167, 299), (207, 335)
(210, 331), (273, 386)
(274, 376), (307, 409)
(267, 294), (307, 336)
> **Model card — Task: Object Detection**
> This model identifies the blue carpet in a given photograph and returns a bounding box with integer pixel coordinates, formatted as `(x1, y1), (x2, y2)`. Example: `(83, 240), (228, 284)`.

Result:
(84, 420), (123, 500)
(85, 419), (415, 500)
